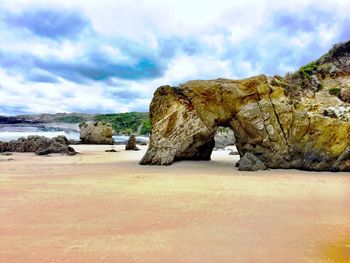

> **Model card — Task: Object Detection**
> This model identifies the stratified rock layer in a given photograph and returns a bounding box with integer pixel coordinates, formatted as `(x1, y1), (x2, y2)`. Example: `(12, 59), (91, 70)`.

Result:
(79, 122), (114, 145)
(140, 41), (350, 171)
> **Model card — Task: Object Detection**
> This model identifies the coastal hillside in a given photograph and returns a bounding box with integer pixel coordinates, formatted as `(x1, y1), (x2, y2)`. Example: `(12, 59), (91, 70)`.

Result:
(94, 112), (150, 135)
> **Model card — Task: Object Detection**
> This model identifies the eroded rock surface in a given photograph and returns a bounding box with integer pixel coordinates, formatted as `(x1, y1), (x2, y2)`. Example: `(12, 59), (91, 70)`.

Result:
(140, 41), (350, 171)
(0, 135), (76, 155)
(239, 153), (267, 171)
(214, 127), (235, 149)
(125, 135), (139, 151)
(79, 122), (114, 145)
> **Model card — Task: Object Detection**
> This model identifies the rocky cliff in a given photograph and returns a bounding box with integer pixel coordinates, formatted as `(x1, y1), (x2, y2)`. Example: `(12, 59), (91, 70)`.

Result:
(140, 41), (350, 171)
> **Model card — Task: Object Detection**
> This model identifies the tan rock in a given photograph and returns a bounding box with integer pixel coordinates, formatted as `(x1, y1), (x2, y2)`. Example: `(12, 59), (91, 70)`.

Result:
(140, 41), (350, 171)
(79, 122), (114, 145)
(125, 135), (139, 151)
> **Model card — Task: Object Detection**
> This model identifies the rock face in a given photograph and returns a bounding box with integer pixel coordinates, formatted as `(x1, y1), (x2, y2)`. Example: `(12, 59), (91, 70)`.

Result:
(239, 153), (267, 171)
(79, 122), (114, 145)
(0, 135), (76, 155)
(125, 135), (139, 151)
(140, 41), (350, 171)
(214, 127), (235, 149)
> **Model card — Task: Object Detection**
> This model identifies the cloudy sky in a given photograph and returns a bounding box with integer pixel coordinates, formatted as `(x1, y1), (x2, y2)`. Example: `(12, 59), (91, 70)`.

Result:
(0, 0), (349, 115)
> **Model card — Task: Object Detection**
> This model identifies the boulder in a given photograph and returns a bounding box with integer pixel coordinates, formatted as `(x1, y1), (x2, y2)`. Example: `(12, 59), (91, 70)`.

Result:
(125, 135), (139, 151)
(0, 141), (8, 152)
(53, 135), (69, 145)
(140, 40), (350, 171)
(238, 153), (267, 171)
(214, 127), (235, 149)
(79, 122), (114, 145)
(0, 135), (76, 155)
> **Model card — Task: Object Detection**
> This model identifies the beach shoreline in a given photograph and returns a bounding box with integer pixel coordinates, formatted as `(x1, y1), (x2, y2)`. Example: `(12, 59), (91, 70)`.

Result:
(0, 145), (349, 262)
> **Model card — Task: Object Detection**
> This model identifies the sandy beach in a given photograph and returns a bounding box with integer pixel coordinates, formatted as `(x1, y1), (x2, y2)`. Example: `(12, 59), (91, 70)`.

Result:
(0, 145), (349, 263)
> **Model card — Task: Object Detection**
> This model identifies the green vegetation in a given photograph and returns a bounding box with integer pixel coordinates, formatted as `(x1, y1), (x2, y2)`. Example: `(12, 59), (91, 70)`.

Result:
(299, 62), (318, 79)
(329, 87), (342, 96)
(271, 76), (288, 88)
(94, 112), (150, 135)
(53, 112), (151, 135)
(140, 118), (151, 135)
(55, 115), (84, 123)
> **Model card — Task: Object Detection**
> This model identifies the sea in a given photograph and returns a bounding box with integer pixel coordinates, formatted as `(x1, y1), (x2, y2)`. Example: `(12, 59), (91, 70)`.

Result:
(0, 125), (148, 143)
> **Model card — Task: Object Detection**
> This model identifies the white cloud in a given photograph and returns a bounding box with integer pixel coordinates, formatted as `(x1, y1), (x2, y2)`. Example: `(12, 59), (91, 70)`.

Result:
(1, 0), (350, 115)
(0, 69), (132, 114)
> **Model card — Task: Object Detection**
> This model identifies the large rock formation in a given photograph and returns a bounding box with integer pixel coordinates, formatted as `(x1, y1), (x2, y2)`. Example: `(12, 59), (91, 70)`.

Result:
(140, 41), (350, 171)
(79, 122), (114, 145)
(0, 135), (76, 155)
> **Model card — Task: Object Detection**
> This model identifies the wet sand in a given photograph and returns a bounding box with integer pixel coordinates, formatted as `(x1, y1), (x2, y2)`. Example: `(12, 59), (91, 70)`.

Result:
(0, 145), (349, 263)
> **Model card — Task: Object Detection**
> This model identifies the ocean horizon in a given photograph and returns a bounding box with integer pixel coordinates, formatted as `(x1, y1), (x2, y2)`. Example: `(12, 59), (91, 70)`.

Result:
(0, 127), (148, 143)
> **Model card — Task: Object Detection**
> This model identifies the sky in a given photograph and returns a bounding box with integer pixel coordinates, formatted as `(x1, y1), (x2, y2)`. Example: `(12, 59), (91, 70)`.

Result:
(0, 0), (350, 115)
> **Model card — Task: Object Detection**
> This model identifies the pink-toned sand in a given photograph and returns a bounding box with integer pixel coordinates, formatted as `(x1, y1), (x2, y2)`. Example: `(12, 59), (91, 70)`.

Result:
(0, 145), (349, 263)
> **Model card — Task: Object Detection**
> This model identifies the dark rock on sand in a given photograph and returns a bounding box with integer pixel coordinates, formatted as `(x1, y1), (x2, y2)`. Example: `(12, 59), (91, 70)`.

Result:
(229, 150), (239, 155)
(105, 149), (118, 152)
(125, 135), (139, 151)
(115, 137), (148, 146)
(0, 135), (76, 155)
(238, 153), (267, 171)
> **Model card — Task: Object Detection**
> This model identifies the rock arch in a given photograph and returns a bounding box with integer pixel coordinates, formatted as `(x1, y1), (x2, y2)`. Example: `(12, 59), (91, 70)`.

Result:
(140, 74), (350, 171)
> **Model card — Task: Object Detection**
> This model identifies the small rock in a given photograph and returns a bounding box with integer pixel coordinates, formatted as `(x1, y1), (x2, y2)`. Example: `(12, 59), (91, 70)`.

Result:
(115, 137), (149, 146)
(238, 153), (267, 171)
(105, 149), (118, 152)
(235, 160), (240, 167)
(125, 135), (140, 151)
(229, 150), (239, 155)
(67, 147), (77, 156)
(1, 152), (12, 156)
(36, 149), (52, 155)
